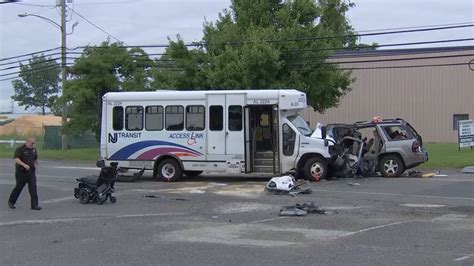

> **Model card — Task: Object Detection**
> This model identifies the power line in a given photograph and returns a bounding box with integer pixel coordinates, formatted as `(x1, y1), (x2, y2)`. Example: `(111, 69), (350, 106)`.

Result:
(257, 24), (474, 44)
(3, 61), (469, 82)
(67, 23), (474, 50)
(337, 62), (469, 71)
(0, 57), (65, 72)
(4, 51), (472, 75)
(355, 21), (474, 33)
(289, 53), (474, 66)
(0, 51), (164, 68)
(3, 23), (471, 62)
(290, 38), (474, 54)
(1, 48), (472, 73)
(0, 63), (72, 81)
(12, 2), (56, 7)
(200, 24), (474, 46)
(0, 47), (60, 62)
(0, 52), (61, 66)
(74, 1), (137, 5)
(69, 8), (126, 45)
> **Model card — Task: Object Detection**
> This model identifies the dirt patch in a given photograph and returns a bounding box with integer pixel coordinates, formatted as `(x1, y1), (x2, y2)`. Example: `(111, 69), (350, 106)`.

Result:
(0, 115), (61, 136)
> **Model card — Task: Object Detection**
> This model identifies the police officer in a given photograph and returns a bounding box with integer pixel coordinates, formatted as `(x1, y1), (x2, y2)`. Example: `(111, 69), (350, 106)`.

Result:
(8, 137), (41, 210)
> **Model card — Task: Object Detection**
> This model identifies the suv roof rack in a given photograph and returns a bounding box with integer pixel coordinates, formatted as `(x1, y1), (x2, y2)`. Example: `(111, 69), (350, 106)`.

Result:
(355, 118), (406, 125)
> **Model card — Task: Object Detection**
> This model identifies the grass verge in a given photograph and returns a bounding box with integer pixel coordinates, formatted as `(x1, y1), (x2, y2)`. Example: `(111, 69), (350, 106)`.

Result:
(0, 144), (98, 161)
(421, 143), (473, 169)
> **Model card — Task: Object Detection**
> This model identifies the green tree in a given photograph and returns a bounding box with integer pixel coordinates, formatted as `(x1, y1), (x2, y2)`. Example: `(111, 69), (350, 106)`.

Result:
(155, 0), (359, 112)
(11, 54), (60, 115)
(151, 37), (210, 90)
(64, 42), (154, 138)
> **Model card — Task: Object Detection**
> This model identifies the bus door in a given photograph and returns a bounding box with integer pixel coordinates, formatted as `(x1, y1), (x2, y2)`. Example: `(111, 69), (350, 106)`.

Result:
(207, 93), (246, 157)
(244, 105), (279, 173)
(225, 94), (245, 155)
(207, 94), (226, 155)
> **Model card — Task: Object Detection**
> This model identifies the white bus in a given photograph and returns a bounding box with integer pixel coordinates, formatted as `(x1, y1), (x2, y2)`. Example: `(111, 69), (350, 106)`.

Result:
(99, 89), (332, 181)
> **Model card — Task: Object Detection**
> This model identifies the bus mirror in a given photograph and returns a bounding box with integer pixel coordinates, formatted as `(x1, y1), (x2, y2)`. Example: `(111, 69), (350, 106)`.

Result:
(321, 126), (327, 139)
(324, 139), (329, 147)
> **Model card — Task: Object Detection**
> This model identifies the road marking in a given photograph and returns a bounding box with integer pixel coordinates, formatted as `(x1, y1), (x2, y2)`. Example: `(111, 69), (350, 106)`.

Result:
(0, 173), (78, 179)
(401, 203), (445, 208)
(432, 214), (469, 222)
(249, 217), (289, 224)
(323, 206), (365, 210)
(42, 196), (73, 204)
(45, 166), (98, 170)
(454, 254), (474, 261)
(312, 189), (474, 201)
(0, 163), (97, 171)
(421, 178), (474, 182)
(0, 217), (81, 226)
(0, 212), (185, 227)
(338, 221), (415, 238)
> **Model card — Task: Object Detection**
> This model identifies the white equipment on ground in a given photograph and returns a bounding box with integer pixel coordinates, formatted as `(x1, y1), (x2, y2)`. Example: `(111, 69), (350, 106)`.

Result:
(265, 175), (312, 195)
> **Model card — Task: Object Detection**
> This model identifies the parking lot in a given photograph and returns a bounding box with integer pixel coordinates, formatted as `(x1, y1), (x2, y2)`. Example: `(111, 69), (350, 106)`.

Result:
(1, 158), (473, 265)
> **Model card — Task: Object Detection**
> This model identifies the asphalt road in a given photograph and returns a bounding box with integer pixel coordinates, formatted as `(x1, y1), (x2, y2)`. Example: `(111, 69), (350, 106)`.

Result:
(0, 158), (473, 266)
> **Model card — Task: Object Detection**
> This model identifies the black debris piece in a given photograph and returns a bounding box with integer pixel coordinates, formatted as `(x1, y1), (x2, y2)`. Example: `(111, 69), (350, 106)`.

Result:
(279, 202), (326, 216)
(142, 194), (190, 201)
(142, 194), (164, 198)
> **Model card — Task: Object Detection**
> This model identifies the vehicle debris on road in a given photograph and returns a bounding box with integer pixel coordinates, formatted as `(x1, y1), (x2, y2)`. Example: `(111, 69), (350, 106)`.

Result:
(279, 202), (326, 216)
(142, 194), (191, 201)
(347, 182), (360, 186)
(265, 175), (311, 195)
(406, 170), (436, 178)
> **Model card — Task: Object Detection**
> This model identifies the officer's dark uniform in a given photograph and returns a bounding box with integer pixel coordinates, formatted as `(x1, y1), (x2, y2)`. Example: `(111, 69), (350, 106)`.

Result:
(8, 144), (39, 208)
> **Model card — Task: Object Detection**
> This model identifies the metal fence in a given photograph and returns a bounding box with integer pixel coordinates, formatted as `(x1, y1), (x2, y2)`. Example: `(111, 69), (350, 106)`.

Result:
(0, 125), (98, 150)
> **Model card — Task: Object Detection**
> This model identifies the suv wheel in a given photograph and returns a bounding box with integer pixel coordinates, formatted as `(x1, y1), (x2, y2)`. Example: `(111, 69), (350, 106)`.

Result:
(303, 157), (328, 182)
(379, 155), (405, 177)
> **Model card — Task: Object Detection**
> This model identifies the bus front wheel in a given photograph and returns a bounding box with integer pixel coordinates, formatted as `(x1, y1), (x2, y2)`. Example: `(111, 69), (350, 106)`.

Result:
(303, 157), (328, 182)
(157, 159), (183, 182)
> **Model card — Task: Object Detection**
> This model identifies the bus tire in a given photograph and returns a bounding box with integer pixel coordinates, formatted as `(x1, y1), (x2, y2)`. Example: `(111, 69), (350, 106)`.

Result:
(303, 157), (328, 182)
(184, 171), (203, 177)
(157, 159), (183, 182)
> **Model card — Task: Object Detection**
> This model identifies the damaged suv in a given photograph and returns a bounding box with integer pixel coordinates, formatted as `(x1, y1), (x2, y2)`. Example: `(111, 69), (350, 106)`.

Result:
(325, 118), (428, 177)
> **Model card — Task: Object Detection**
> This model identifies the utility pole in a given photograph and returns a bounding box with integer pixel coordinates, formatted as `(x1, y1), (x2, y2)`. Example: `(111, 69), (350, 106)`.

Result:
(61, 0), (68, 150)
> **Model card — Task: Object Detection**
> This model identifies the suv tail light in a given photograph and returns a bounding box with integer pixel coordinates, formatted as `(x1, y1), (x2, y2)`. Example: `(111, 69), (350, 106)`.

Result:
(412, 141), (421, 153)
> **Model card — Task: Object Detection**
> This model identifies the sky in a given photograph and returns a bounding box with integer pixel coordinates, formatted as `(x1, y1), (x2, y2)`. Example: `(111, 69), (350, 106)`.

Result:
(0, 0), (473, 113)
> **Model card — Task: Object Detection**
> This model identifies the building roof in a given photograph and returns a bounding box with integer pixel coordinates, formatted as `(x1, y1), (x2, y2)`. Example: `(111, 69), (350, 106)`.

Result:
(331, 45), (474, 58)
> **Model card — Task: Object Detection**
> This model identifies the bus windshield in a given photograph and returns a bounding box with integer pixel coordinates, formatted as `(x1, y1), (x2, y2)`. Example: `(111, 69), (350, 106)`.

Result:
(288, 115), (312, 136)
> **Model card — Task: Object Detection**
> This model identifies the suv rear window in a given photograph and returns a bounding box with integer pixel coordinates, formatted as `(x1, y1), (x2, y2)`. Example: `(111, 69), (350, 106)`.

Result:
(382, 126), (412, 141)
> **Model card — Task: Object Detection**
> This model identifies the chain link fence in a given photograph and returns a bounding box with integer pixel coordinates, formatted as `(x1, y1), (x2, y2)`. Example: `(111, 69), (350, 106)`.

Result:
(0, 124), (97, 150)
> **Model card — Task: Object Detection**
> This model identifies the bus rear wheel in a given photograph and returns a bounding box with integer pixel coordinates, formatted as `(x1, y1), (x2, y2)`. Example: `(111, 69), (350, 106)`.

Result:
(157, 159), (183, 182)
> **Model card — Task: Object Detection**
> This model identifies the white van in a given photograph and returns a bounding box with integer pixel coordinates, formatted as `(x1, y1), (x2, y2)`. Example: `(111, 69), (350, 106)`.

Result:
(99, 89), (331, 181)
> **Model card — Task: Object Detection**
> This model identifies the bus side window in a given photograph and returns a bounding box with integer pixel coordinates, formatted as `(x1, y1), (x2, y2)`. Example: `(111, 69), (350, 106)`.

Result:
(228, 105), (242, 131)
(125, 106), (143, 131)
(166, 105), (184, 131)
(112, 106), (124, 131)
(186, 105), (205, 131)
(209, 106), (223, 131)
(145, 105), (163, 131)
